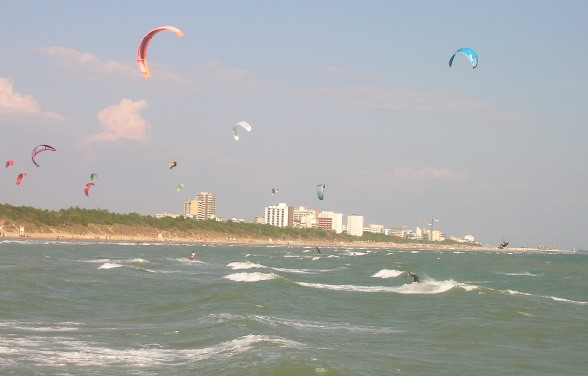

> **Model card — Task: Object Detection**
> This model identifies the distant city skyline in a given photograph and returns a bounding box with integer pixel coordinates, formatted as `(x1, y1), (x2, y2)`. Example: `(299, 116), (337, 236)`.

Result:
(169, 193), (480, 245)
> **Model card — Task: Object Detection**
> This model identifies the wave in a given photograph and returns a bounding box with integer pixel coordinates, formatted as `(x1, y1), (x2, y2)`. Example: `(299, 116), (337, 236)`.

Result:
(0, 332), (300, 368)
(296, 279), (465, 294)
(272, 267), (313, 274)
(0, 321), (81, 332)
(371, 269), (404, 279)
(250, 315), (401, 335)
(495, 271), (542, 276)
(227, 261), (266, 270)
(97, 262), (123, 270)
(548, 296), (587, 305)
(224, 272), (279, 282)
(497, 289), (587, 305)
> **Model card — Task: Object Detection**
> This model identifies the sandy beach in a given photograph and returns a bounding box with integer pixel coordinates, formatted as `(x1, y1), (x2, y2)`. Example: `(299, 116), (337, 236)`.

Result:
(0, 225), (535, 253)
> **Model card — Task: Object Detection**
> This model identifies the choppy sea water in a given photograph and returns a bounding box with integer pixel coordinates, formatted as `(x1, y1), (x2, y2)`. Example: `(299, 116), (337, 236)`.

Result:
(1, 240), (586, 375)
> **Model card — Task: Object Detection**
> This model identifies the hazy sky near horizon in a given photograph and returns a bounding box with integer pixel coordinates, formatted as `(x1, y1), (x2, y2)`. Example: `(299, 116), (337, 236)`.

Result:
(1, 1), (587, 249)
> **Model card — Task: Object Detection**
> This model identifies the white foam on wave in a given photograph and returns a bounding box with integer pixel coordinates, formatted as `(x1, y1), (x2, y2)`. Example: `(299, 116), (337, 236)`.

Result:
(457, 282), (480, 292)
(296, 279), (460, 294)
(97, 262), (123, 270)
(548, 296), (588, 305)
(0, 332), (300, 367)
(227, 261), (266, 270)
(505, 289), (533, 297)
(224, 272), (278, 282)
(251, 315), (400, 334)
(0, 321), (81, 333)
(501, 288), (588, 305)
(130, 258), (150, 263)
(495, 271), (541, 277)
(344, 250), (367, 256)
(272, 267), (312, 274)
(371, 269), (404, 279)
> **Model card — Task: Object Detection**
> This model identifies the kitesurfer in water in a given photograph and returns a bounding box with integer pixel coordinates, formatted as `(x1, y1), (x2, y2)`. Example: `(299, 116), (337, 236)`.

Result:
(315, 246), (321, 254)
(405, 272), (419, 283)
(189, 251), (196, 261)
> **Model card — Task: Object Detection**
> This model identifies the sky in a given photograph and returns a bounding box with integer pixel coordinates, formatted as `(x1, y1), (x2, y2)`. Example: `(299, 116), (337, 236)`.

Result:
(1, 1), (587, 250)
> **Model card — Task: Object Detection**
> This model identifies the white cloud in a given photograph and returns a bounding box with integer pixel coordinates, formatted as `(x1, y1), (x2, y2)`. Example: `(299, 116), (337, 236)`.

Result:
(80, 99), (150, 143)
(40, 47), (268, 92)
(298, 84), (530, 122)
(190, 60), (270, 93)
(40, 47), (137, 78)
(0, 76), (63, 121)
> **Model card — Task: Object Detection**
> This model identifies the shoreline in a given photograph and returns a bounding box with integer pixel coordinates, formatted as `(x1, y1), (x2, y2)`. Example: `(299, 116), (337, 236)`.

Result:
(0, 231), (564, 253)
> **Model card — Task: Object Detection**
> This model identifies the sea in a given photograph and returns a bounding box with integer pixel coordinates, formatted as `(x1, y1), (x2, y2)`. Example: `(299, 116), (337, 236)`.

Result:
(1, 240), (586, 375)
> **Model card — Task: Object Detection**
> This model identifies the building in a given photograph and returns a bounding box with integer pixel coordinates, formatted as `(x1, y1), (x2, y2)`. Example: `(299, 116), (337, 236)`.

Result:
(346, 214), (364, 236)
(155, 212), (181, 219)
(318, 211), (343, 234)
(184, 198), (197, 218)
(317, 216), (332, 231)
(196, 192), (216, 220)
(184, 192), (217, 220)
(292, 207), (318, 228)
(430, 230), (444, 242)
(264, 203), (293, 228)
(369, 224), (384, 234)
(464, 235), (476, 242)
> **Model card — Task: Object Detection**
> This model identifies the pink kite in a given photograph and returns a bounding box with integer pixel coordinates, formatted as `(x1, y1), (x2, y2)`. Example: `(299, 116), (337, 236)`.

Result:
(16, 172), (27, 185)
(137, 26), (184, 79)
(84, 182), (95, 197)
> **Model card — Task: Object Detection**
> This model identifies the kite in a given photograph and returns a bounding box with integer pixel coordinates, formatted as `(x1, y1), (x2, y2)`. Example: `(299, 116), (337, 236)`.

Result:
(16, 173), (27, 186)
(176, 183), (185, 192)
(449, 48), (478, 69)
(232, 121), (252, 140)
(84, 182), (94, 197)
(5, 160), (14, 168)
(137, 26), (185, 79)
(31, 144), (56, 167)
(317, 184), (325, 200)
(271, 187), (279, 195)
(169, 161), (177, 169)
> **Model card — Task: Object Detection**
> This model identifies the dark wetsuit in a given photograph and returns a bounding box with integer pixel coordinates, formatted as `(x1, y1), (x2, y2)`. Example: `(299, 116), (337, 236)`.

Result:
(407, 272), (419, 283)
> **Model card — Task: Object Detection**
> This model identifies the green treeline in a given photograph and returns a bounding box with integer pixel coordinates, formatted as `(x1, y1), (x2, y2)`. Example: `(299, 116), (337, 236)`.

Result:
(0, 204), (470, 245)
(0, 204), (346, 241)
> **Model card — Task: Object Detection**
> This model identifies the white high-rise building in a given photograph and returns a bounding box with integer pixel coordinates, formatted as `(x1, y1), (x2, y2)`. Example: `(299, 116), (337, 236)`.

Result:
(184, 192), (216, 220)
(346, 214), (364, 237)
(196, 192), (216, 220)
(264, 203), (293, 228)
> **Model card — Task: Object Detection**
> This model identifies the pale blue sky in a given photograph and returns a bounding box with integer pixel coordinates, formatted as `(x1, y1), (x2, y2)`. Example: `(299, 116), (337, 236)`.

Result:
(1, 1), (587, 249)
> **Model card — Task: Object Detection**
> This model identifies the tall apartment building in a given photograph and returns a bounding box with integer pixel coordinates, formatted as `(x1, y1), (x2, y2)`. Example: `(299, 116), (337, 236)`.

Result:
(184, 198), (198, 218)
(264, 203), (293, 228)
(318, 211), (343, 234)
(292, 207), (318, 228)
(346, 214), (364, 236)
(184, 192), (217, 220)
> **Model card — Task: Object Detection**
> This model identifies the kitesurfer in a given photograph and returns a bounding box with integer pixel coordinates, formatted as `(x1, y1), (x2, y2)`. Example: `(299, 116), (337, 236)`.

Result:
(405, 272), (419, 283)
(188, 251), (196, 261)
(316, 246), (321, 254)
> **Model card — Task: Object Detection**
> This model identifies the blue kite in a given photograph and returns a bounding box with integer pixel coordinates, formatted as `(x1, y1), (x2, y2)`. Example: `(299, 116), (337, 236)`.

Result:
(449, 47), (478, 69)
